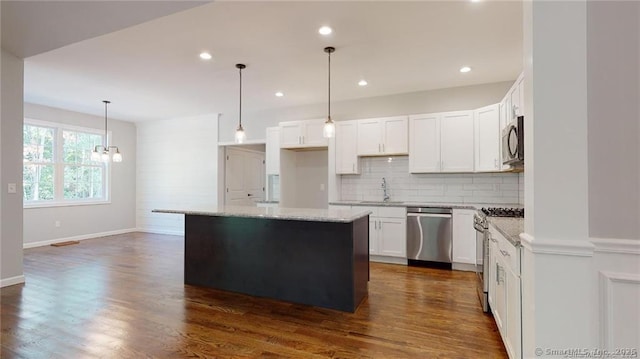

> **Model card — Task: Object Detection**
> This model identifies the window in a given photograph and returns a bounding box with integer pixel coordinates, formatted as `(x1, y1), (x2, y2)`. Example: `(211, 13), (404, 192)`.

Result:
(23, 119), (110, 207)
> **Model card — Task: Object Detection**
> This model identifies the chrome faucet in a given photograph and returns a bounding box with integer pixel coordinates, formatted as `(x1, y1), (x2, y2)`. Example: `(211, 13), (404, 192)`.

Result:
(381, 177), (390, 202)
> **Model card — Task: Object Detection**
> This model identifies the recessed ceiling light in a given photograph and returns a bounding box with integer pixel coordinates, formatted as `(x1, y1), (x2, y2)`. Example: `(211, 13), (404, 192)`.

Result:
(358, 80), (368, 86)
(460, 66), (472, 73)
(318, 26), (332, 35)
(275, 92), (284, 97)
(199, 52), (212, 60)
(470, 0), (482, 2)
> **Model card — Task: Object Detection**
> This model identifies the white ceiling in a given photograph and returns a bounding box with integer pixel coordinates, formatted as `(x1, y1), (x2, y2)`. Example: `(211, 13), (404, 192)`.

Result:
(12, 1), (523, 123)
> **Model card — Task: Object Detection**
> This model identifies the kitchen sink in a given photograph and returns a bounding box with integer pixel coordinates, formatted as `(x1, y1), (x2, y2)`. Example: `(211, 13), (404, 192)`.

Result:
(359, 201), (404, 204)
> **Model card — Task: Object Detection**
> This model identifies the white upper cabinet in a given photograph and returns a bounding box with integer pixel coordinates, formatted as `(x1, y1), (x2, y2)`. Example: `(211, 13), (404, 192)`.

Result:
(381, 117), (409, 154)
(356, 119), (381, 155)
(280, 121), (303, 148)
(409, 114), (441, 173)
(302, 120), (327, 147)
(265, 126), (280, 175)
(506, 72), (525, 122)
(440, 111), (475, 172)
(279, 119), (328, 149)
(474, 104), (501, 172)
(510, 76), (524, 119)
(409, 111), (474, 173)
(357, 116), (408, 156)
(335, 120), (359, 174)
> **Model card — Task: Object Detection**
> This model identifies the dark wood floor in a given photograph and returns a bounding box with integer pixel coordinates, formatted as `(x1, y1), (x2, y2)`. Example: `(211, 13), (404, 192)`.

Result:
(1, 232), (506, 358)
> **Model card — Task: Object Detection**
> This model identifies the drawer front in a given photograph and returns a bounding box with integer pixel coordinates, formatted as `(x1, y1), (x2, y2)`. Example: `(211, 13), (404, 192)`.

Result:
(376, 206), (406, 218)
(495, 234), (519, 274)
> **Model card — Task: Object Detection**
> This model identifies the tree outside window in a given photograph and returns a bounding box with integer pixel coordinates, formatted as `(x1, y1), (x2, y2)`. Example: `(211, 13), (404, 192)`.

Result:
(23, 121), (109, 206)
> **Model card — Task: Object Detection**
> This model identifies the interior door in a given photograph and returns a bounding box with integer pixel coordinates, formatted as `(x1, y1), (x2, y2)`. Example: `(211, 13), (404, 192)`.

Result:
(225, 147), (265, 206)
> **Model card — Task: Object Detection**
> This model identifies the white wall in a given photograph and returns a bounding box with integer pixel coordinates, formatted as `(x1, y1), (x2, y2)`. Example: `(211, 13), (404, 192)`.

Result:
(587, 1), (640, 353)
(294, 150), (328, 209)
(218, 81), (513, 143)
(23, 103), (137, 246)
(136, 114), (218, 235)
(521, 1), (640, 356)
(1, 49), (25, 287)
(340, 156), (521, 205)
(587, 1), (640, 240)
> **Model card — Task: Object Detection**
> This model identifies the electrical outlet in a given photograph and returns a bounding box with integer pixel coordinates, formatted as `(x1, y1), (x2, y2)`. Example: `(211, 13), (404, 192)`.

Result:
(55, 221), (61, 228)
(7, 183), (16, 194)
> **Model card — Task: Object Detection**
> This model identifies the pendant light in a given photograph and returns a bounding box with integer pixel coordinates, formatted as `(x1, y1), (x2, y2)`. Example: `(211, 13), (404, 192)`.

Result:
(234, 63), (247, 143)
(91, 100), (122, 162)
(323, 46), (336, 138)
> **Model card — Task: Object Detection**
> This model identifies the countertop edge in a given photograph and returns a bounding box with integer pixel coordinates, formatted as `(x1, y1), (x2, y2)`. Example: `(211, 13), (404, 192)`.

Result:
(488, 218), (523, 247)
(329, 201), (522, 210)
(152, 208), (372, 223)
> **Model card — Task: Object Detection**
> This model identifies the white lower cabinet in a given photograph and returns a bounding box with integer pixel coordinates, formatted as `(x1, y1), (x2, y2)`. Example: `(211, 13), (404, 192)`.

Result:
(330, 205), (406, 259)
(376, 217), (406, 257)
(452, 209), (476, 265)
(361, 206), (406, 258)
(488, 226), (521, 359)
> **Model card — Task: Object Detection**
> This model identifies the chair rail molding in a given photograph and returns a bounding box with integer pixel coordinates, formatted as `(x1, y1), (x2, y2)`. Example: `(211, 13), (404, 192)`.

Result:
(520, 232), (596, 257)
(591, 237), (640, 255)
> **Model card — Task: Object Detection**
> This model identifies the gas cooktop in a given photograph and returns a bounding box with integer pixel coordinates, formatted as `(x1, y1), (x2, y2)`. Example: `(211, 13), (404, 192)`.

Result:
(480, 207), (524, 218)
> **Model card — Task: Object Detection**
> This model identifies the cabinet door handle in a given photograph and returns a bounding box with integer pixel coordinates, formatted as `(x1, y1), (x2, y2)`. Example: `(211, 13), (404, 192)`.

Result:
(382, 143), (385, 153)
(302, 136), (305, 144)
(500, 249), (511, 257)
(496, 263), (504, 284)
(352, 163), (355, 172)
(378, 144), (381, 153)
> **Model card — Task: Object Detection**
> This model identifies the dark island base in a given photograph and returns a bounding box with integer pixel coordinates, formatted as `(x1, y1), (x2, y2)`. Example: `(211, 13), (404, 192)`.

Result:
(184, 214), (369, 312)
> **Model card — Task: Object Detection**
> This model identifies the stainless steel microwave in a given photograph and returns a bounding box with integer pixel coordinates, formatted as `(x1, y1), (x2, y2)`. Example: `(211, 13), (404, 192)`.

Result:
(502, 115), (524, 166)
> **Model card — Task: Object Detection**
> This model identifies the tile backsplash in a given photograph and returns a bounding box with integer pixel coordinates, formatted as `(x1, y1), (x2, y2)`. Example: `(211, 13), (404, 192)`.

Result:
(268, 175), (280, 201)
(340, 156), (522, 205)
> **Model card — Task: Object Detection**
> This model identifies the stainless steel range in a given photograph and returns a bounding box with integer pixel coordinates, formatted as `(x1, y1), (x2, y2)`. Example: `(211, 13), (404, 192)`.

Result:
(474, 207), (524, 312)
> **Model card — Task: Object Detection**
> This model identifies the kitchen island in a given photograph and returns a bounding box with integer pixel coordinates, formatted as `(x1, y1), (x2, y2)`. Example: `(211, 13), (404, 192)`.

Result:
(152, 206), (371, 312)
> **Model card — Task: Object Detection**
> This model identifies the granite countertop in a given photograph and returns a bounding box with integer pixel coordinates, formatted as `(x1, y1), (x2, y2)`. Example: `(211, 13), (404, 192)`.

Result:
(488, 217), (524, 247)
(329, 200), (522, 210)
(153, 205), (371, 223)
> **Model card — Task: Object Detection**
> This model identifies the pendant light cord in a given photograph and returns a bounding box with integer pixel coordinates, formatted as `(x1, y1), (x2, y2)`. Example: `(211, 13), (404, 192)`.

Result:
(103, 100), (109, 148)
(239, 67), (242, 128)
(328, 50), (331, 118)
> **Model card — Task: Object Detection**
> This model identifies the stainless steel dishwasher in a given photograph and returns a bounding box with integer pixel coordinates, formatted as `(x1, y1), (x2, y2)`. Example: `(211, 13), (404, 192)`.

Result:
(406, 207), (453, 269)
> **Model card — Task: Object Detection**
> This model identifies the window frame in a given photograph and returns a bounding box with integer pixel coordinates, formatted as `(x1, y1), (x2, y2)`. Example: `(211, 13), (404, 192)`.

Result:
(23, 118), (112, 209)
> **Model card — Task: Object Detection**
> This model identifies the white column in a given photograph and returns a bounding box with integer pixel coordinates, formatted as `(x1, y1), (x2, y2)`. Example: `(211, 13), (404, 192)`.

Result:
(521, 0), (595, 356)
(1, 49), (25, 287)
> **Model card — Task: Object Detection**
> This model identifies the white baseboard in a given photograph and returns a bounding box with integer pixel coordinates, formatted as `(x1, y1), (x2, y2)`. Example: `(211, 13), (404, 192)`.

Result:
(370, 255), (407, 265)
(1, 275), (25, 288)
(136, 227), (184, 236)
(452, 262), (476, 272)
(23, 228), (138, 249)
